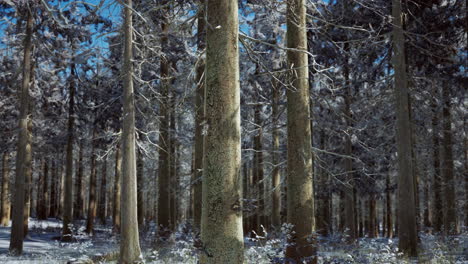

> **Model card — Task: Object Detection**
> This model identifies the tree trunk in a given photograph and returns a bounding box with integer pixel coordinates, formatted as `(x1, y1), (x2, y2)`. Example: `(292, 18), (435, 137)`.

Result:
(343, 48), (356, 242)
(86, 129), (97, 234)
(431, 86), (442, 233)
(386, 174), (393, 238)
(49, 160), (57, 218)
(119, 0), (142, 262)
(157, 4), (172, 235)
(200, 0), (244, 262)
(193, 2), (206, 231)
(74, 141), (84, 219)
(113, 144), (121, 232)
(10, 11), (33, 255)
(285, 0), (316, 262)
(36, 159), (44, 219)
(369, 193), (377, 238)
(392, 0), (417, 256)
(38, 159), (48, 220)
(1, 152), (10, 226)
(62, 61), (76, 241)
(98, 156), (107, 225)
(271, 79), (281, 229)
(441, 84), (457, 234)
(254, 97), (264, 234)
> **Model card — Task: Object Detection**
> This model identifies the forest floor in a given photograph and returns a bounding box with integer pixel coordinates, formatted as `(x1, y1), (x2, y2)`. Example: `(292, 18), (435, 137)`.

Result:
(0, 219), (466, 263)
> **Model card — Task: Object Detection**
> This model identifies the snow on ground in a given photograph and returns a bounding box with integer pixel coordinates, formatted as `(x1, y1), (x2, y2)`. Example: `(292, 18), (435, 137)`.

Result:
(0, 219), (467, 263)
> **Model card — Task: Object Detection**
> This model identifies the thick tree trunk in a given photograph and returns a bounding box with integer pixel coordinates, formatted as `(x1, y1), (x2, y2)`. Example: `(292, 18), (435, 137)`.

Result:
(200, 0), (244, 262)
(10, 11), (33, 255)
(441, 85), (457, 234)
(119, 1), (142, 262)
(74, 141), (84, 219)
(285, 0), (316, 262)
(86, 129), (97, 234)
(62, 61), (76, 241)
(271, 79), (281, 229)
(193, 2), (206, 231)
(98, 157), (107, 225)
(1, 152), (10, 226)
(392, 0), (417, 256)
(113, 144), (121, 232)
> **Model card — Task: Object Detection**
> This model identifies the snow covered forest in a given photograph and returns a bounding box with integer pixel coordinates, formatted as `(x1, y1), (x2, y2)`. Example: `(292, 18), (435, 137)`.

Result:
(0, 0), (466, 263)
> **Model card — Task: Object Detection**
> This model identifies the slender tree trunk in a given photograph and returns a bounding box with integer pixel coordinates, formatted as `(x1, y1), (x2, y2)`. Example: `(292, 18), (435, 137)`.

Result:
(1, 152), (10, 226)
(49, 160), (57, 218)
(464, 118), (468, 228)
(441, 84), (457, 235)
(386, 174), (393, 238)
(10, 11), (33, 255)
(62, 61), (76, 241)
(369, 193), (377, 238)
(200, 0), (244, 262)
(392, 0), (417, 256)
(169, 112), (176, 228)
(38, 159), (48, 220)
(119, 1), (142, 262)
(86, 129), (97, 234)
(271, 79), (281, 229)
(36, 159), (44, 219)
(254, 97), (264, 234)
(193, 2), (206, 232)
(343, 50), (356, 242)
(74, 141), (84, 219)
(431, 93), (443, 234)
(98, 156), (107, 225)
(113, 144), (121, 232)
(157, 4), (172, 236)
(285, 0), (316, 262)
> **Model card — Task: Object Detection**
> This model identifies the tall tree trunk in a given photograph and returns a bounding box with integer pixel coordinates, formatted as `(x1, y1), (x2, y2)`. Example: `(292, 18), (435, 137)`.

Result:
(441, 84), (457, 234)
(169, 112), (176, 228)
(74, 141), (84, 219)
(10, 11), (33, 255)
(193, 2), (206, 231)
(119, 0), (142, 262)
(1, 152), (10, 226)
(285, 0), (316, 262)
(36, 159), (44, 219)
(343, 48), (356, 242)
(431, 86), (442, 233)
(369, 193), (377, 238)
(157, 4), (171, 236)
(113, 143), (121, 232)
(271, 79), (281, 228)
(98, 156), (107, 225)
(49, 160), (57, 218)
(200, 0), (244, 262)
(392, 0), (417, 256)
(254, 97), (264, 234)
(86, 129), (97, 234)
(38, 159), (48, 220)
(62, 61), (76, 241)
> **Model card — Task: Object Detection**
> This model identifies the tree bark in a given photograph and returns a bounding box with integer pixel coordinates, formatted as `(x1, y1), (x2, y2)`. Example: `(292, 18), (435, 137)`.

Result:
(193, 1), (206, 232)
(431, 85), (442, 233)
(10, 11), (33, 255)
(98, 156), (107, 225)
(200, 0), (244, 262)
(441, 84), (457, 234)
(271, 79), (281, 229)
(137, 150), (144, 227)
(386, 174), (393, 238)
(392, 0), (417, 256)
(119, 0), (142, 262)
(62, 61), (76, 241)
(49, 160), (57, 218)
(113, 143), (121, 232)
(74, 141), (84, 219)
(285, 0), (317, 262)
(1, 152), (10, 226)
(86, 129), (97, 234)
(253, 96), (264, 234)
